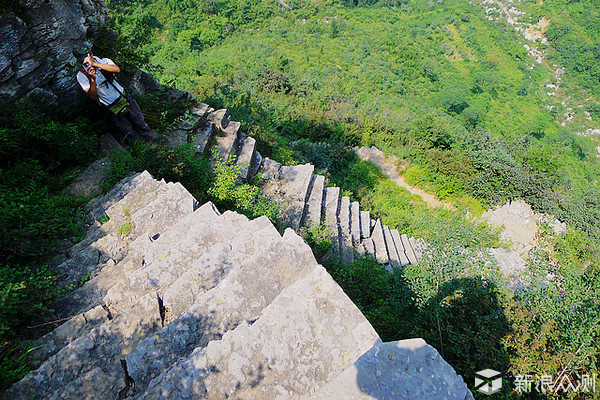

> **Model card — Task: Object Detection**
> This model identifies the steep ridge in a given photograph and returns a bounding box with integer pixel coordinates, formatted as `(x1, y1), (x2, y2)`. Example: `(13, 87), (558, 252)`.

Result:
(167, 105), (424, 270)
(5, 172), (473, 399)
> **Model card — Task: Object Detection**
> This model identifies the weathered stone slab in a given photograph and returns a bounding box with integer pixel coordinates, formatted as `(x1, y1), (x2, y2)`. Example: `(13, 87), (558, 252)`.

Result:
(391, 229), (410, 267)
(236, 135), (256, 181)
(7, 292), (162, 400)
(191, 103), (212, 119)
(141, 266), (380, 399)
(383, 225), (400, 268)
(360, 210), (371, 239)
(214, 120), (241, 161)
(310, 338), (474, 400)
(104, 212), (258, 313)
(260, 157), (281, 181)
(303, 174), (325, 228)
(126, 228), (318, 393)
(64, 157), (110, 197)
(85, 171), (155, 224)
(364, 237), (376, 259)
(47, 367), (121, 400)
(324, 187), (341, 256)
(30, 305), (110, 369)
(207, 108), (229, 129)
(249, 150), (262, 179)
(274, 164), (315, 230)
(279, 164), (315, 203)
(351, 201), (361, 246)
(339, 196), (353, 264)
(191, 122), (215, 156)
(401, 233), (419, 265)
(371, 219), (389, 264)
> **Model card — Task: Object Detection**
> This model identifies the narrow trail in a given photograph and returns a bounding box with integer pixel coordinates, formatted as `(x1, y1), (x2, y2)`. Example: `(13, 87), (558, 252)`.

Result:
(355, 146), (455, 211)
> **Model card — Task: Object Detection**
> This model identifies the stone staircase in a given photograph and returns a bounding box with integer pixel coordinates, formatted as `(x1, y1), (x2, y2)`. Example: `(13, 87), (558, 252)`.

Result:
(168, 104), (424, 270)
(5, 171), (472, 399)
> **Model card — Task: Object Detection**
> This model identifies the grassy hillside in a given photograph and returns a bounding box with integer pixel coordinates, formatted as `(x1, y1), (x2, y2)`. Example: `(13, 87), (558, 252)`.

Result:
(103, 0), (600, 253)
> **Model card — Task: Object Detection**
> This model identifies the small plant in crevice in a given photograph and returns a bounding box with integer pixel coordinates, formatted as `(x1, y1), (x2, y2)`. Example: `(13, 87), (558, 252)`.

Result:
(117, 207), (134, 239)
(208, 149), (280, 225)
(298, 222), (333, 260)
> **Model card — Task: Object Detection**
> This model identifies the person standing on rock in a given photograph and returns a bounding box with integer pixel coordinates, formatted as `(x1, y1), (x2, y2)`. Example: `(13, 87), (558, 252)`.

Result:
(76, 51), (156, 143)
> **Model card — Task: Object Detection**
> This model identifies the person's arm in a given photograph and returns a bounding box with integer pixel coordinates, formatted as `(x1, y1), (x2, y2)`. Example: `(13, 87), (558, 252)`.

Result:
(86, 74), (98, 100)
(84, 52), (121, 74)
(90, 52), (121, 73)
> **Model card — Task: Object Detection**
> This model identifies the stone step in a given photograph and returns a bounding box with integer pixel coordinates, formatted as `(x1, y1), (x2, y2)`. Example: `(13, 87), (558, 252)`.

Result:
(260, 157), (281, 181)
(79, 171), (163, 248)
(29, 305), (111, 369)
(360, 210), (370, 239)
(191, 103), (212, 119)
(371, 219), (389, 264)
(357, 237), (376, 259)
(11, 212), (284, 399)
(165, 104), (214, 149)
(302, 174), (325, 228)
(8, 289), (164, 399)
(339, 196), (354, 264)
(207, 108), (229, 129)
(125, 228), (319, 394)
(383, 225), (401, 269)
(262, 163), (314, 230)
(249, 149), (262, 180)
(401, 233), (419, 265)
(32, 202), (223, 371)
(391, 229), (411, 267)
(350, 201), (361, 247)
(54, 175), (177, 294)
(104, 211), (267, 315)
(47, 367), (121, 400)
(409, 237), (423, 261)
(140, 265), (380, 399)
(324, 187), (341, 256)
(214, 120), (241, 162)
(235, 134), (257, 181)
(310, 339), (474, 400)
(84, 171), (154, 221)
(363, 237), (376, 259)
(191, 121), (215, 156)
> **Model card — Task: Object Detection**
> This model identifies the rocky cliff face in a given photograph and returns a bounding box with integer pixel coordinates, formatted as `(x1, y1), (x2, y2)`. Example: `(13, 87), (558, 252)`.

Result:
(0, 0), (105, 111)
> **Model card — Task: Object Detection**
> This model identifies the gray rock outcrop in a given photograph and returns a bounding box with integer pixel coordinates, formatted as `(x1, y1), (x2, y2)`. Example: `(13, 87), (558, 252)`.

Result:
(0, 0), (106, 111)
(5, 171), (473, 399)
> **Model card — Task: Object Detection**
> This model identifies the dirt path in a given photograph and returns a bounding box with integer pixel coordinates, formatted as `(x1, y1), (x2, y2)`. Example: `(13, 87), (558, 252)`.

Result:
(354, 146), (455, 211)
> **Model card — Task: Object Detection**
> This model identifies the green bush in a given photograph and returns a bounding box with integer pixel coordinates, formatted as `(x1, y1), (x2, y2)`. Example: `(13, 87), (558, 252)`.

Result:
(209, 150), (280, 223)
